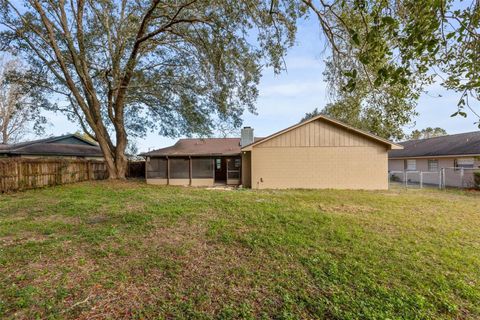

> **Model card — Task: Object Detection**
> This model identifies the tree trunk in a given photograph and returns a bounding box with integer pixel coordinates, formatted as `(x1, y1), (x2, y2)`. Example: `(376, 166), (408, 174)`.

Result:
(114, 154), (128, 179)
(95, 131), (127, 180)
(1, 128), (7, 144)
(102, 151), (128, 180)
(112, 111), (128, 180)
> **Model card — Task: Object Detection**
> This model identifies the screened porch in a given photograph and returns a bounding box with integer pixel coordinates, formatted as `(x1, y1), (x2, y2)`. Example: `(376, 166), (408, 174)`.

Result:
(146, 156), (241, 186)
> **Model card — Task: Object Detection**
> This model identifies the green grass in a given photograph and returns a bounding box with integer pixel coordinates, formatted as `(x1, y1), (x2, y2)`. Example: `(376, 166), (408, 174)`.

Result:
(1, 181), (479, 319)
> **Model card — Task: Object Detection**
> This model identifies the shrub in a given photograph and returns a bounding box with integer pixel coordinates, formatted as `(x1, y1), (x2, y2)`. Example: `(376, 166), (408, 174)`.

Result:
(474, 171), (480, 189)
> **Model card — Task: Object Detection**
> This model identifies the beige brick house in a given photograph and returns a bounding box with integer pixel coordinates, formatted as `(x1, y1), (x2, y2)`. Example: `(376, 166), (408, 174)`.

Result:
(142, 115), (401, 190)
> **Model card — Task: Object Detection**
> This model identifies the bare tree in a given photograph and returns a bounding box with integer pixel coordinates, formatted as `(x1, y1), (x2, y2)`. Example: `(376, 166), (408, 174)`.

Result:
(0, 55), (46, 144)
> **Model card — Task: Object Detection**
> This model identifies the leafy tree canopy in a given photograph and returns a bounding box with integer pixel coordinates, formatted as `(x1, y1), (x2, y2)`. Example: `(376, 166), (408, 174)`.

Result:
(408, 127), (447, 140)
(300, 107), (321, 122)
(0, 0), (303, 177)
(303, 0), (480, 133)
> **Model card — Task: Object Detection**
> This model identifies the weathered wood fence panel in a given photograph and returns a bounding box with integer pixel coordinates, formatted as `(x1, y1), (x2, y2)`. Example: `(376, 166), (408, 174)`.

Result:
(0, 159), (108, 193)
(126, 161), (146, 178)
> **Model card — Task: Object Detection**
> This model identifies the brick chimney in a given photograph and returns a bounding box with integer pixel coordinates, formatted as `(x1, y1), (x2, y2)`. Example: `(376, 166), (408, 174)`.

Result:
(240, 127), (254, 147)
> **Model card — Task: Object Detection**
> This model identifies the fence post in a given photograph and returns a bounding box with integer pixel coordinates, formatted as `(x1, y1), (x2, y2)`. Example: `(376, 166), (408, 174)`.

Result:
(420, 172), (423, 189)
(441, 168), (445, 189)
(461, 167), (464, 187)
(438, 169), (442, 189)
(404, 171), (407, 188)
(87, 161), (91, 180)
(17, 160), (23, 190)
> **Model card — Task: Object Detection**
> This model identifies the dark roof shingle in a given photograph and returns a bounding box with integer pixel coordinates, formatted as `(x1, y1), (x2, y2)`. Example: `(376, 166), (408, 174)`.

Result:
(389, 131), (480, 158)
(141, 137), (264, 157)
(141, 138), (242, 157)
(0, 134), (103, 157)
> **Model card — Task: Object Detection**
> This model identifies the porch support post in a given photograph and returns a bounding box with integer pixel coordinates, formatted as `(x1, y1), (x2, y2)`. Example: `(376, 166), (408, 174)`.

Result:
(166, 156), (170, 185)
(240, 155), (242, 186)
(189, 156), (192, 186)
(145, 157), (149, 181)
(212, 158), (215, 184)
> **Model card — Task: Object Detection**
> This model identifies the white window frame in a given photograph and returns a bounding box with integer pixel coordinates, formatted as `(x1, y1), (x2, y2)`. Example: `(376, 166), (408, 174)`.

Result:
(455, 158), (474, 169)
(215, 158), (221, 170)
(405, 159), (416, 171)
(427, 159), (439, 172)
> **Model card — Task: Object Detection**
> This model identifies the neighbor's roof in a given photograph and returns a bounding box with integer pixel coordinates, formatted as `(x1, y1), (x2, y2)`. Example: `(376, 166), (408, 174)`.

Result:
(389, 131), (480, 159)
(241, 114), (403, 150)
(141, 137), (264, 157)
(0, 134), (103, 157)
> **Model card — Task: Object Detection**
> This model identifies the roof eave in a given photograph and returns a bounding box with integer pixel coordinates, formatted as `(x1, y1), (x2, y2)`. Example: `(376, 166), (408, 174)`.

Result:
(142, 152), (242, 157)
(389, 153), (480, 160)
(7, 151), (103, 157)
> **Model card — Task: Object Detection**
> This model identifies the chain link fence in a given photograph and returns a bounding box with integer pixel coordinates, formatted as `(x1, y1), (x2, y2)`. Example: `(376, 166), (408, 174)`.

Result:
(389, 168), (480, 189)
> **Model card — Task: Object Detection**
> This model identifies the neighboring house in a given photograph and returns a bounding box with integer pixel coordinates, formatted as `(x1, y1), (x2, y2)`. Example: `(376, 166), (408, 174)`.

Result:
(0, 134), (104, 160)
(142, 115), (402, 190)
(388, 131), (480, 187)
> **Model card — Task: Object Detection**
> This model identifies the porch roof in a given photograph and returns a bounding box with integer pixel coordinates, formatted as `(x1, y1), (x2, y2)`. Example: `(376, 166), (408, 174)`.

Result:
(141, 138), (245, 157)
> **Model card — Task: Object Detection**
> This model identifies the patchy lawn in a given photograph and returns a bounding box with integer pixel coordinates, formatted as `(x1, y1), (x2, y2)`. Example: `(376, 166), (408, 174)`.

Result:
(0, 181), (479, 319)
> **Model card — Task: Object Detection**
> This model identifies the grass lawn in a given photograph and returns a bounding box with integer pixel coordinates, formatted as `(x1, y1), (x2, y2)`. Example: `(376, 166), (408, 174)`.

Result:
(0, 181), (479, 319)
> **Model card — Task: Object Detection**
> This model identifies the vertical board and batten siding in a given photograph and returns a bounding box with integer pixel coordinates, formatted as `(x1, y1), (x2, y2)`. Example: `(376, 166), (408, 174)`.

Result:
(256, 120), (374, 148)
(250, 119), (389, 189)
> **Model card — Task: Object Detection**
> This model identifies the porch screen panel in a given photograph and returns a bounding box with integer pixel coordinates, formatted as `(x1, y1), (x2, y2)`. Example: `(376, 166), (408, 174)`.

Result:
(192, 158), (213, 178)
(147, 158), (167, 178)
(170, 158), (190, 179)
(227, 157), (241, 179)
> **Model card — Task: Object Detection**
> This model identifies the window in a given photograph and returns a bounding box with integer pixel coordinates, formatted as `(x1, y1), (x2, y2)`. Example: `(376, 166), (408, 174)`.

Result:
(215, 159), (221, 170)
(192, 158), (213, 178)
(170, 158), (189, 179)
(428, 159), (438, 172)
(405, 159), (416, 171)
(455, 158), (474, 169)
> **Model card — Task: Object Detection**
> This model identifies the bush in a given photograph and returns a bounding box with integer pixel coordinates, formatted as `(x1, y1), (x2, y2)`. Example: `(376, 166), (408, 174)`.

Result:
(474, 171), (480, 189)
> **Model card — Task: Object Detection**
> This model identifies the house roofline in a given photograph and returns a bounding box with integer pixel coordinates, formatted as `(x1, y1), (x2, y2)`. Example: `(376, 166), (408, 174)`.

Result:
(2, 134), (99, 151)
(389, 154), (480, 160)
(141, 152), (242, 157)
(47, 133), (99, 146)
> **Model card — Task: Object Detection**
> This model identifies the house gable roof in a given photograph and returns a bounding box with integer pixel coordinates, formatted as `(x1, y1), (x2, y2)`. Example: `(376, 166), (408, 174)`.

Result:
(240, 115), (403, 150)
(389, 131), (480, 159)
(0, 134), (103, 157)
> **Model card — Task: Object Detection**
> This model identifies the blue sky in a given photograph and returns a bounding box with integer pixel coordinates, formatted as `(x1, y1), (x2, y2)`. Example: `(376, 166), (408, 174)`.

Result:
(40, 16), (479, 152)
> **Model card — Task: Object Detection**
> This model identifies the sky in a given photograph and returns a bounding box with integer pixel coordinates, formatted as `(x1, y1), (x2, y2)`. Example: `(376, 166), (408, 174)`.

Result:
(38, 16), (479, 153)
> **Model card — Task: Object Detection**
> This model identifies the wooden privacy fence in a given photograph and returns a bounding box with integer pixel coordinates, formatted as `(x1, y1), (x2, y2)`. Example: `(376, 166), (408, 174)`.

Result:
(0, 159), (108, 193)
(126, 161), (146, 178)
